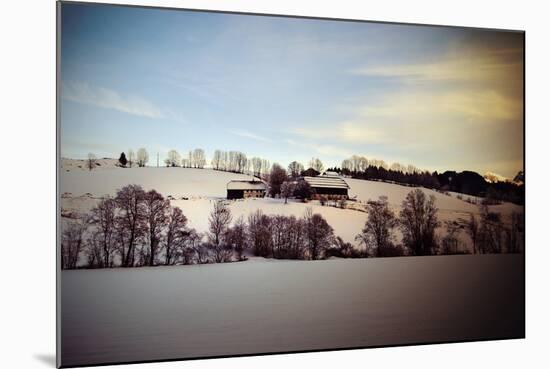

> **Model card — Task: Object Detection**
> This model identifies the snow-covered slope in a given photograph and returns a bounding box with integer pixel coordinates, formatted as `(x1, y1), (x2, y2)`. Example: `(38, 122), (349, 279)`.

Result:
(61, 157), (122, 172)
(484, 171), (509, 183)
(60, 166), (523, 251)
(61, 167), (253, 198)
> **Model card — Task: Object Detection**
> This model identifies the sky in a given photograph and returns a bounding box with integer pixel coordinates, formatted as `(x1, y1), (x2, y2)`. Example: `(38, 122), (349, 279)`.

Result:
(60, 3), (524, 178)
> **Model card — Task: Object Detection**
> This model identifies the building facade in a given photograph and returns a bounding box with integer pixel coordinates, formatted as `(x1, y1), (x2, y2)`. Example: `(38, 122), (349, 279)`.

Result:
(227, 180), (267, 199)
(303, 174), (350, 199)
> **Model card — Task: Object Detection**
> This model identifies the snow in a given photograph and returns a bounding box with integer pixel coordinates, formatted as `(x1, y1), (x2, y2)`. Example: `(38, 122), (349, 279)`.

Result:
(60, 165), (524, 252)
(484, 171), (509, 183)
(61, 157), (122, 172)
(60, 254), (524, 366)
(173, 197), (368, 246)
(61, 163), (253, 198)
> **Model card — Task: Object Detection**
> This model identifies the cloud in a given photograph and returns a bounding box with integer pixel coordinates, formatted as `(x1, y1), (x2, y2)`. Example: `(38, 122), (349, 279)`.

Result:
(352, 47), (523, 86)
(307, 88), (521, 174)
(357, 89), (521, 123)
(62, 81), (165, 119)
(230, 129), (272, 143)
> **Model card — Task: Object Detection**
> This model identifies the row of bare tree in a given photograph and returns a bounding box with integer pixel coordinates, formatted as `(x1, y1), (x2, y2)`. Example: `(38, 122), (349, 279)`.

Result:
(61, 185), (196, 269)
(354, 189), (524, 257)
(61, 186), (524, 269)
(341, 155), (420, 174)
(60, 185), (337, 269)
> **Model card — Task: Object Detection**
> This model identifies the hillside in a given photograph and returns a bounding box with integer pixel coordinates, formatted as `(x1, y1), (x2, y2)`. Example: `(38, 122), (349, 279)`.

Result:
(61, 157), (122, 171)
(60, 165), (523, 252)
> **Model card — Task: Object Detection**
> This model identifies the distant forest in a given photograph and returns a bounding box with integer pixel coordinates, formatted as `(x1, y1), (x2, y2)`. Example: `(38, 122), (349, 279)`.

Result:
(327, 160), (524, 205)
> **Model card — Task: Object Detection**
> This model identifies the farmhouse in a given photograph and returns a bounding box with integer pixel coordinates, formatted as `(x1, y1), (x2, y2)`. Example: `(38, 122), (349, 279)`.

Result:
(303, 173), (350, 199)
(227, 180), (267, 199)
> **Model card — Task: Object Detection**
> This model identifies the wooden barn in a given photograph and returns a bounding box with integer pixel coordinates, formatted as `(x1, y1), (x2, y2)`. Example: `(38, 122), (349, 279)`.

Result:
(227, 180), (267, 199)
(303, 174), (350, 199)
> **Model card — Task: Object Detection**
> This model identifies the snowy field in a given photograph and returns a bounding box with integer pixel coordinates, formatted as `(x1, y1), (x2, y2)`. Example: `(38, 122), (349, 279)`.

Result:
(61, 254), (524, 366)
(60, 161), (524, 251)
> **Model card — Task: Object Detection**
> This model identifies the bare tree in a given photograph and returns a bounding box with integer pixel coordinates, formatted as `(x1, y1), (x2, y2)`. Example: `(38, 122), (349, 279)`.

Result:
(369, 158), (388, 170)
(115, 184), (146, 267)
(308, 158), (324, 173)
(341, 159), (353, 172)
(358, 156), (369, 172)
(303, 208), (334, 260)
(440, 221), (461, 254)
(221, 151), (228, 171)
(350, 155), (361, 172)
(245, 158), (252, 175)
(88, 197), (117, 267)
(281, 181), (295, 204)
(287, 161), (304, 178)
(269, 163), (288, 197)
(247, 210), (272, 257)
(270, 215), (288, 258)
(507, 212), (524, 253)
(85, 233), (103, 268)
(192, 148), (206, 169)
(127, 149), (134, 168)
(390, 162), (406, 172)
(163, 206), (189, 265)
(406, 164), (419, 174)
(61, 222), (86, 269)
(251, 157), (263, 177)
(208, 201), (233, 262)
(165, 150), (181, 167)
(285, 215), (306, 259)
(333, 236), (354, 258)
(355, 196), (398, 257)
(187, 230), (208, 264)
(477, 204), (506, 254)
(465, 214), (479, 254)
(261, 159), (271, 178)
(143, 190), (170, 266)
(238, 152), (247, 173)
(211, 150), (222, 170)
(399, 189), (439, 256)
(136, 148), (149, 167)
(87, 153), (97, 171)
(187, 150), (193, 168)
(225, 216), (248, 260)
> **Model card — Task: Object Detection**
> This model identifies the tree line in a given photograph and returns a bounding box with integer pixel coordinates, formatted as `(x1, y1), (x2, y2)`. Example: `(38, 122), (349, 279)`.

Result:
(327, 155), (524, 205)
(61, 185), (523, 270)
(61, 184), (336, 269)
(111, 148), (524, 205)
(354, 189), (523, 258)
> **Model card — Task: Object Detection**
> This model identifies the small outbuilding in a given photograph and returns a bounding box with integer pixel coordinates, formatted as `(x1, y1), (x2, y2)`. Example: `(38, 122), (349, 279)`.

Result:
(227, 180), (267, 199)
(303, 174), (350, 199)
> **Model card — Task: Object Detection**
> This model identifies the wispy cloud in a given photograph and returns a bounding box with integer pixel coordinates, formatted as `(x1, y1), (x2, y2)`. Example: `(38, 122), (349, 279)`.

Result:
(351, 48), (523, 85)
(230, 129), (272, 143)
(62, 81), (165, 119)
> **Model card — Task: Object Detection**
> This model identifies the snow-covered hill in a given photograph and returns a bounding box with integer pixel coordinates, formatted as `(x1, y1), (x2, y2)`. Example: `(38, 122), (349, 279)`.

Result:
(484, 171), (509, 183)
(61, 157), (122, 171)
(60, 166), (523, 252)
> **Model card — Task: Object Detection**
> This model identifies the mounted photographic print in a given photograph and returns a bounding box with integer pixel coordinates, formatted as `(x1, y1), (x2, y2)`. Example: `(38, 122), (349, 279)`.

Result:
(57, 1), (525, 367)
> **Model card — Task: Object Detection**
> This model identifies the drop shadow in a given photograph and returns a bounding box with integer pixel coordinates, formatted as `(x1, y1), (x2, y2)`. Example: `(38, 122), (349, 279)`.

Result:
(33, 353), (56, 367)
